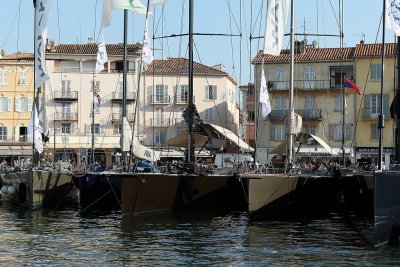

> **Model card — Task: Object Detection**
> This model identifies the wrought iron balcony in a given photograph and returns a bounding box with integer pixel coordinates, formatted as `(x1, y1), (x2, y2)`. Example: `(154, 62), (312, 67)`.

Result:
(112, 92), (136, 102)
(53, 90), (78, 100)
(296, 109), (322, 120)
(269, 110), (288, 120)
(112, 113), (135, 121)
(53, 112), (78, 121)
(147, 118), (171, 127)
(151, 94), (171, 104)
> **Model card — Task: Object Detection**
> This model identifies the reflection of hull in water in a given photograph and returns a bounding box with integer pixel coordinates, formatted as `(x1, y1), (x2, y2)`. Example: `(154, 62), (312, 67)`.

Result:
(342, 171), (400, 247)
(240, 173), (342, 219)
(0, 170), (77, 209)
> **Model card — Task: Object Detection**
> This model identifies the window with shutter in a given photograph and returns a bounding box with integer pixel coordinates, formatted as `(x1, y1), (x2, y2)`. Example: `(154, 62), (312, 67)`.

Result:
(370, 123), (379, 140)
(0, 69), (7, 84)
(19, 69), (28, 85)
(0, 126), (7, 141)
(0, 97), (7, 112)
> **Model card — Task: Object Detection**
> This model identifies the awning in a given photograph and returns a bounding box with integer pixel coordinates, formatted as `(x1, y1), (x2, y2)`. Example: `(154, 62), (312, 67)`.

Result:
(159, 149), (210, 158)
(270, 132), (338, 156)
(0, 145), (33, 156)
(165, 131), (209, 147)
(206, 123), (254, 152)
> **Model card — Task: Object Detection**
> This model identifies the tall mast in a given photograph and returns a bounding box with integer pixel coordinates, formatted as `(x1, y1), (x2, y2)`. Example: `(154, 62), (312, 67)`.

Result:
(287, 0), (295, 167)
(378, 0), (386, 170)
(187, 0), (194, 164)
(122, 9), (129, 168)
(33, 0), (37, 162)
(396, 36), (400, 163)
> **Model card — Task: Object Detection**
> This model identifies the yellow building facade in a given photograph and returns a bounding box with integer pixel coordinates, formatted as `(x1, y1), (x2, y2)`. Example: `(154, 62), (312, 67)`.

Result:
(0, 52), (34, 161)
(353, 43), (396, 168)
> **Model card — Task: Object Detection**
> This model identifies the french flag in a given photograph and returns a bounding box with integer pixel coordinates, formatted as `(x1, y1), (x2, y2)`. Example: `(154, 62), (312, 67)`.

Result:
(344, 77), (362, 95)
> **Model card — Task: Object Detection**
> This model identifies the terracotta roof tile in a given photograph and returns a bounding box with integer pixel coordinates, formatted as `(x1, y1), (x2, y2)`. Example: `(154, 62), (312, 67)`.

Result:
(146, 57), (237, 84)
(354, 43), (397, 57)
(0, 53), (33, 61)
(46, 43), (142, 56)
(252, 47), (355, 64)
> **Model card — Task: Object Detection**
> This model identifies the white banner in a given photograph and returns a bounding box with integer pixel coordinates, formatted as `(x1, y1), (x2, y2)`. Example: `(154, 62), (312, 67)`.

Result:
(386, 0), (400, 36)
(259, 61), (271, 118)
(142, 19), (154, 64)
(28, 105), (44, 154)
(34, 0), (51, 90)
(264, 0), (290, 56)
(96, 30), (108, 73)
(101, 0), (148, 28)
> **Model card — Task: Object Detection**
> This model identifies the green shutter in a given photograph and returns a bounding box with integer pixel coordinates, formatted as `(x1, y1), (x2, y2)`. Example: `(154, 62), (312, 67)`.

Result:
(383, 94), (390, 117)
(364, 94), (371, 119)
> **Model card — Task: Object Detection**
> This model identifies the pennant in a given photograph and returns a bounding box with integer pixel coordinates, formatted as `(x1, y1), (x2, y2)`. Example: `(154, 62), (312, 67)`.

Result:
(142, 19), (154, 64)
(101, 0), (147, 28)
(28, 105), (44, 154)
(259, 60), (272, 118)
(264, 0), (290, 56)
(344, 77), (362, 95)
(96, 30), (108, 73)
(386, 0), (400, 36)
(34, 0), (51, 90)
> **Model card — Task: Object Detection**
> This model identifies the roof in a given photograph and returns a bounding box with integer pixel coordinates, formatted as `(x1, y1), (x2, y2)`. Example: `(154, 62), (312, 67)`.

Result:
(354, 43), (397, 57)
(145, 57), (237, 85)
(0, 53), (33, 62)
(252, 47), (355, 64)
(46, 43), (142, 56)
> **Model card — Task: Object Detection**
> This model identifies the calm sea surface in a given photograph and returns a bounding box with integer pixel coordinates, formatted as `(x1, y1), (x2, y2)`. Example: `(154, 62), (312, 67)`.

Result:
(0, 202), (399, 266)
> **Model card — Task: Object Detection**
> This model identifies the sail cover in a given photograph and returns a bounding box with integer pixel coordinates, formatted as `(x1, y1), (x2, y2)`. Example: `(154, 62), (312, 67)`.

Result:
(206, 123), (254, 152)
(121, 117), (160, 161)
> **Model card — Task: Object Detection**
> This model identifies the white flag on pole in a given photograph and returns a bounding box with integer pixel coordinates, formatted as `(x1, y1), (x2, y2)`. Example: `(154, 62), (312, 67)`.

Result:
(101, 0), (148, 28)
(386, 0), (400, 36)
(34, 0), (51, 90)
(142, 19), (154, 64)
(96, 30), (108, 73)
(28, 105), (44, 154)
(259, 60), (272, 118)
(264, 0), (290, 56)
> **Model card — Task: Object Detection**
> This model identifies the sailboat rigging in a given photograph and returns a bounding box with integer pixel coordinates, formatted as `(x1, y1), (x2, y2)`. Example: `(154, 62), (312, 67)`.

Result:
(0, 0), (77, 209)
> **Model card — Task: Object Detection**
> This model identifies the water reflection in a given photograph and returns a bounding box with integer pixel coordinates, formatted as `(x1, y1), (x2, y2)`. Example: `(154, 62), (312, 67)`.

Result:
(0, 202), (399, 265)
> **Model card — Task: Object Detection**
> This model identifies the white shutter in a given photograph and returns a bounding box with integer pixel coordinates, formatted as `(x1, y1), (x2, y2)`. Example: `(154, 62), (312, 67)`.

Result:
(28, 97), (32, 112)
(7, 126), (12, 141)
(15, 97), (20, 112)
(15, 126), (20, 142)
(71, 123), (76, 134)
(7, 97), (11, 112)
(204, 86), (208, 99)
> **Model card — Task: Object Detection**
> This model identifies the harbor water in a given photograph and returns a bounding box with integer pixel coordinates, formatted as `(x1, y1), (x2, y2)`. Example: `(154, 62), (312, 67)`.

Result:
(0, 202), (399, 266)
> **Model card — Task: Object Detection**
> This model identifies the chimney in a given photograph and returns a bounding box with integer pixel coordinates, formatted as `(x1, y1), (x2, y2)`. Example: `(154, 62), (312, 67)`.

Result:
(0, 50), (4, 59)
(360, 39), (365, 45)
(211, 64), (225, 72)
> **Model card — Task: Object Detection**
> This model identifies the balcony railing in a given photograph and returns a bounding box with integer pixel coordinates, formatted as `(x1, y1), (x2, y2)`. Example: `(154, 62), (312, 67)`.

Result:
(112, 112), (135, 121)
(296, 109), (322, 120)
(53, 112), (78, 121)
(147, 118), (171, 127)
(151, 94), (171, 104)
(269, 110), (288, 120)
(112, 92), (136, 101)
(270, 80), (337, 91)
(53, 90), (78, 100)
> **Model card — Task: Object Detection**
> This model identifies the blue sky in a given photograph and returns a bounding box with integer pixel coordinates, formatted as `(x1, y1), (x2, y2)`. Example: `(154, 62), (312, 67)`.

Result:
(0, 0), (387, 85)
